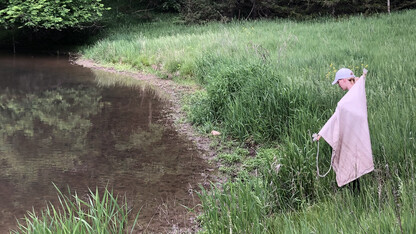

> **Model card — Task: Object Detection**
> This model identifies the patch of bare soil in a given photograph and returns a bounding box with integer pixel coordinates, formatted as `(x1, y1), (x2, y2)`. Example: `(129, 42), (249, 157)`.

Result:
(74, 58), (220, 233)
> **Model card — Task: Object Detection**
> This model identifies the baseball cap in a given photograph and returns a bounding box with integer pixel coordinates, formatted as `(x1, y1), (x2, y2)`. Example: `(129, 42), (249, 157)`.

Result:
(332, 68), (355, 85)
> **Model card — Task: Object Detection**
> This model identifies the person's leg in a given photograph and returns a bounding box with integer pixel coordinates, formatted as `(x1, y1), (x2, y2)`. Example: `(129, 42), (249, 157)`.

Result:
(351, 178), (360, 193)
(341, 179), (361, 194)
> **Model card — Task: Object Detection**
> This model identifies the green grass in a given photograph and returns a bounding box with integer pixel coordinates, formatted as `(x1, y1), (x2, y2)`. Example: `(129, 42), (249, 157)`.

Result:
(12, 185), (139, 234)
(82, 10), (416, 233)
(199, 172), (416, 233)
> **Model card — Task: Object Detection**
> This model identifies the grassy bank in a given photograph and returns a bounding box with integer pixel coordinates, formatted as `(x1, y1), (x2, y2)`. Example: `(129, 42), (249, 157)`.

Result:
(82, 10), (416, 233)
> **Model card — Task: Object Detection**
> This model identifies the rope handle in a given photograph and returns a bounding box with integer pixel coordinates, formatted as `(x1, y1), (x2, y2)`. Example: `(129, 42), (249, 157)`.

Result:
(312, 133), (333, 178)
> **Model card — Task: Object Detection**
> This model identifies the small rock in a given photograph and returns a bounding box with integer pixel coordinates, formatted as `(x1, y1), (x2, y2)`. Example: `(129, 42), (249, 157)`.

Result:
(211, 130), (221, 136)
(273, 163), (281, 174)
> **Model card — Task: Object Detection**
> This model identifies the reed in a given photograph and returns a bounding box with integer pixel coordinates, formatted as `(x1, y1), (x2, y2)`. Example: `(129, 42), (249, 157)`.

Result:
(12, 184), (139, 234)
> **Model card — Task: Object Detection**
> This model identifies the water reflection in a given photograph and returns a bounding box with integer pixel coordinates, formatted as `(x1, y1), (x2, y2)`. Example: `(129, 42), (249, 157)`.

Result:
(0, 54), (207, 232)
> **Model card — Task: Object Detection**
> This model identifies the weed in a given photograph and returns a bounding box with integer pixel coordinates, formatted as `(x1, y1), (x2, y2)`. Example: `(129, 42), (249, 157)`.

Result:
(12, 184), (140, 233)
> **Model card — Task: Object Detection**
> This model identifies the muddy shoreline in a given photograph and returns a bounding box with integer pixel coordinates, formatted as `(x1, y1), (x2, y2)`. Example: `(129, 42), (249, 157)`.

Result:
(74, 58), (220, 233)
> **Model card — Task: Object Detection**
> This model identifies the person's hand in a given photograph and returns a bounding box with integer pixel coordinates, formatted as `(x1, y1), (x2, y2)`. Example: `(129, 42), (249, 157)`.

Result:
(312, 133), (321, 142)
(356, 68), (368, 82)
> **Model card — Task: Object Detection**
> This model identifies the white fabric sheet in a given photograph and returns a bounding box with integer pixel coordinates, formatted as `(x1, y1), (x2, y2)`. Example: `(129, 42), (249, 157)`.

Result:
(319, 77), (374, 187)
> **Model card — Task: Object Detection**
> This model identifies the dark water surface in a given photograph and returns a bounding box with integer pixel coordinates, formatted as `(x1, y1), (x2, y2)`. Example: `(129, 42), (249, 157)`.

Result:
(0, 54), (208, 232)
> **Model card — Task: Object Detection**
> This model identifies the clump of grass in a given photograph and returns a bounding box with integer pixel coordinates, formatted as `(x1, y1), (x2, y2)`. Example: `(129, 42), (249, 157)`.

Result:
(217, 147), (249, 165)
(198, 178), (274, 234)
(12, 184), (139, 234)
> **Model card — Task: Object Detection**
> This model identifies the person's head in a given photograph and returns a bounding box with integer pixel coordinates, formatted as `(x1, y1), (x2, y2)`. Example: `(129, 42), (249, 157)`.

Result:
(332, 68), (355, 90)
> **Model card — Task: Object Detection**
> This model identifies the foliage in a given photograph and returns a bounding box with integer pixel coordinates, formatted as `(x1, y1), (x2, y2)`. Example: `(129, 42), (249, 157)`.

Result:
(180, 0), (416, 22)
(179, 0), (222, 23)
(102, 0), (180, 13)
(12, 185), (139, 233)
(0, 0), (109, 30)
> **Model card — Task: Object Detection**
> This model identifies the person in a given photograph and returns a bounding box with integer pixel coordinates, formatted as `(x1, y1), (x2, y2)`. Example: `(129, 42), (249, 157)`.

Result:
(314, 67), (366, 142)
(314, 67), (372, 193)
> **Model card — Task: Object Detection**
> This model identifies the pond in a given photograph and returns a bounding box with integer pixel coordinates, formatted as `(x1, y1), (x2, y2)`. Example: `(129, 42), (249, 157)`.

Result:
(0, 54), (209, 233)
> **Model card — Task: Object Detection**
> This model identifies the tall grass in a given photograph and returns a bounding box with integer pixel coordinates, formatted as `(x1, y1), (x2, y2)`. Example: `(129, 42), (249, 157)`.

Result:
(199, 169), (416, 233)
(12, 185), (139, 233)
(82, 10), (416, 233)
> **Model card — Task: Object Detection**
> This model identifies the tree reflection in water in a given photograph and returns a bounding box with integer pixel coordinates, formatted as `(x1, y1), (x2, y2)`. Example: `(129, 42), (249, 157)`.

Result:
(0, 86), (103, 185)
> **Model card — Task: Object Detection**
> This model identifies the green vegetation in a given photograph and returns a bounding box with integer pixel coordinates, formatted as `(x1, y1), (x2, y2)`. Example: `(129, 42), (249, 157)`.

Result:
(82, 10), (415, 233)
(12, 185), (139, 234)
(0, 0), (108, 30)
(199, 178), (416, 233)
(180, 0), (415, 22)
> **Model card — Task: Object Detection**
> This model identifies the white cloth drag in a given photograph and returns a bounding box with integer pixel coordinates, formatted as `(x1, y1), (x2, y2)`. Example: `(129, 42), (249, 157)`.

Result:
(319, 76), (374, 187)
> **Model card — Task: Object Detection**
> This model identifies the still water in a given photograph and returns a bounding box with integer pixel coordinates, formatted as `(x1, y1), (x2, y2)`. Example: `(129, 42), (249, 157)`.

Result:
(0, 54), (208, 232)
